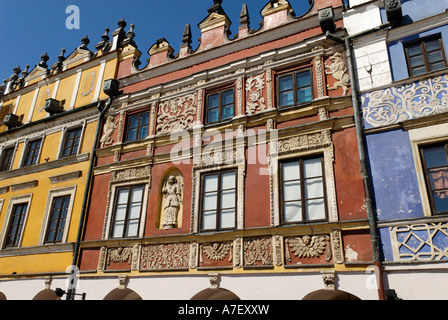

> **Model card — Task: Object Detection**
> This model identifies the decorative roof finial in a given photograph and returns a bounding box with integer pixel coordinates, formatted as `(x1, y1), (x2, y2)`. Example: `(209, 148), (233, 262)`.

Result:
(79, 35), (90, 50)
(38, 53), (49, 68)
(102, 28), (110, 42)
(58, 49), (66, 62)
(240, 3), (250, 26)
(208, 0), (225, 15)
(127, 24), (135, 41)
(182, 24), (192, 46)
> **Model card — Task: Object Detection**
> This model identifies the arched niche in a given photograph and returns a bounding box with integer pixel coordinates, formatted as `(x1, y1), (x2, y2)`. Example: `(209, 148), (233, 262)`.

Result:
(302, 289), (361, 300)
(191, 288), (241, 301)
(32, 289), (61, 300)
(103, 288), (143, 300)
(156, 167), (184, 230)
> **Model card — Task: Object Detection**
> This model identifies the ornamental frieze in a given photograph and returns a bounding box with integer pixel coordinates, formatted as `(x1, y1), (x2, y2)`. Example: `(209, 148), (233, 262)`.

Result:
(156, 94), (196, 136)
(245, 74), (266, 115)
(285, 235), (332, 265)
(110, 166), (151, 183)
(199, 242), (233, 268)
(243, 237), (273, 267)
(389, 222), (448, 262)
(140, 243), (190, 271)
(277, 130), (332, 154)
(362, 73), (448, 128)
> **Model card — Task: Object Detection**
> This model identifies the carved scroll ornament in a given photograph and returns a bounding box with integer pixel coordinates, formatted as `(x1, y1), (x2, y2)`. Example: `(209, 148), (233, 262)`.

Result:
(362, 73), (448, 128)
(156, 94), (196, 135)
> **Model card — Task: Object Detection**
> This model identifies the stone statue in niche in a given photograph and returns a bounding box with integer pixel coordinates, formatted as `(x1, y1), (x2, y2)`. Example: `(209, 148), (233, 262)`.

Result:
(325, 52), (351, 96)
(100, 116), (118, 148)
(162, 174), (184, 229)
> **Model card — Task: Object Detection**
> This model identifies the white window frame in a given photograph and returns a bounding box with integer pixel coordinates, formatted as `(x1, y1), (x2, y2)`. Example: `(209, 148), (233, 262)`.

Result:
(0, 194), (33, 249)
(57, 120), (86, 159)
(104, 181), (149, 240)
(270, 133), (337, 226)
(38, 186), (77, 245)
(409, 122), (448, 217)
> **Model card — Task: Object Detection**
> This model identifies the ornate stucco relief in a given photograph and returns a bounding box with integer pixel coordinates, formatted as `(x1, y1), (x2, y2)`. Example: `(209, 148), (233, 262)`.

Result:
(285, 235), (332, 263)
(389, 222), (448, 262)
(245, 73), (266, 115)
(363, 73), (448, 128)
(139, 243), (190, 271)
(325, 53), (351, 96)
(156, 93), (196, 136)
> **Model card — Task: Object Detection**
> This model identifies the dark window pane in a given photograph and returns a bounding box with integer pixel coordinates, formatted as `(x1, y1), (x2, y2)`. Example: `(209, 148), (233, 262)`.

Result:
(407, 44), (422, 56)
(280, 92), (294, 107)
(423, 145), (448, 168)
(221, 105), (234, 120)
(297, 70), (311, 87)
(298, 88), (312, 103)
(433, 191), (448, 213)
(207, 109), (219, 123)
(222, 90), (234, 105)
(207, 93), (220, 109)
(426, 39), (441, 52)
(279, 75), (293, 91)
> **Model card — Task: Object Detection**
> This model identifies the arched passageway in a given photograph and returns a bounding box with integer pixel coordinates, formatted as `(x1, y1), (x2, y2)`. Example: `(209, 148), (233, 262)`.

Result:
(302, 289), (361, 300)
(32, 289), (61, 300)
(191, 288), (240, 300)
(103, 288), (143, 300)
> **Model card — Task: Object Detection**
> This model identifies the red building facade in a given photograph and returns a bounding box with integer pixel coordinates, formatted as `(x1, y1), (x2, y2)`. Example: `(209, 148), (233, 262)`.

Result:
(76, 0), (377, 300)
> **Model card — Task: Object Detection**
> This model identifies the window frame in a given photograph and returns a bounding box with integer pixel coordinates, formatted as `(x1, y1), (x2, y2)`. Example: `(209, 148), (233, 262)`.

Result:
(60, 127), (83, 158)
(39, 186), (77, 245)
(404, 34), (448, 77)
(0, 146), (15, 172)
(199, 169), (238, 232)
(205, 86), (235, 125)
(124, 110), (150, 142)
(279, 155), (328, 225)
(44, 195), (71, 244)
(276, 67), (313, 109)
(0, 194), (32, 249)
(419, 142), (448, 215)
(109, 184), (145, 239)
(21, 138), (42, 168)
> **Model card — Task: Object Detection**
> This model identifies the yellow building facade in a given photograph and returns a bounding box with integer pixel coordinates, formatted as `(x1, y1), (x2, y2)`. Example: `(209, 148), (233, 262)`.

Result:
(0, 21), (136, 299)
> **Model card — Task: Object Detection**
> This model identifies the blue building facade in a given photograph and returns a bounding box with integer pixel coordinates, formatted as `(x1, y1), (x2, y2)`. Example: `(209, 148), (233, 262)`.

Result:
(353, 0), (448, 299)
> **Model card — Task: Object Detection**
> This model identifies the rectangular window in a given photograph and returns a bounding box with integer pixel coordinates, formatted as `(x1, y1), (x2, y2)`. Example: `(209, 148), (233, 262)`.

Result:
(420, 143), (448, 214)
(0, 147), (14, 172)
(22, 139), (42, 167)
(5, 203), (28, 248)
(405, 35), (447, 77)
(278, 69), (312, 108)
(206, 88), (234, 124)
(110, 185), (144, 238)
(44, 195), (70, 243)
(61, 128), (82, 158)
(200, 170), (236, 231)
(126, 111), (150, 142)
(280, 156), (327, 224)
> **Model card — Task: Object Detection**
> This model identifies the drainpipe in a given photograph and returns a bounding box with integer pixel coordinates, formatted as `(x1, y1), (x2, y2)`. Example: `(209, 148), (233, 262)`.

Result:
(326, 22), (391, 300)
(67, 95), (114, 300)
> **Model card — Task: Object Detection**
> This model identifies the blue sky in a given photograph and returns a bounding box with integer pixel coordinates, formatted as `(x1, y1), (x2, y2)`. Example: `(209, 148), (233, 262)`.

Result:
(0, 0), (313, 82)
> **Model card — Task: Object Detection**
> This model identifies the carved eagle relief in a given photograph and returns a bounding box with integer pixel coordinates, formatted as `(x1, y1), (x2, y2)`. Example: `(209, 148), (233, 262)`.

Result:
(286, 235), (332, 262)
(200, 243), (233, 263)
(107, 247), (133, 265)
